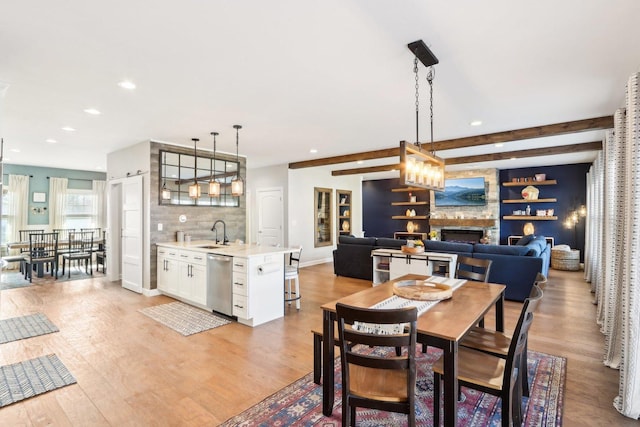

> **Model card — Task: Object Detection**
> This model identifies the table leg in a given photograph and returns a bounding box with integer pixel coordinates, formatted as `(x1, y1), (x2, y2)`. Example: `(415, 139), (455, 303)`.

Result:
(322, 310), (335, 416)
(495, 293), (505, 332)
(37, 262), (44, 278)
(443, 339), (459, 426)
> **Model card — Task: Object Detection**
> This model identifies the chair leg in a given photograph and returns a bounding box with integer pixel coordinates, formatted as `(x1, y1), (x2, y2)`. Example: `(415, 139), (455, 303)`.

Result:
(434, 372), (441, 426)
(522, 340), (530, 397)
(294, 276), (300, 310)
(501, 385), (512, 427)
(313, 332), (322, 384)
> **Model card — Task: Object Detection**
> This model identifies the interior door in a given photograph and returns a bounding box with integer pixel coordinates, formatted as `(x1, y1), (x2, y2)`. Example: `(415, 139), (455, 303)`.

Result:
(121, 175), (143, 293)
(257, 188), (283, 247)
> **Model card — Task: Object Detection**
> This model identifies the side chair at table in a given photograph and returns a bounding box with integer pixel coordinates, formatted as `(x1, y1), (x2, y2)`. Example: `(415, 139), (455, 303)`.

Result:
(432, 284), (543, 427)
(23, 232), (59, 282)
(60, 231), (94, 278)
(336, 302), (418, 427)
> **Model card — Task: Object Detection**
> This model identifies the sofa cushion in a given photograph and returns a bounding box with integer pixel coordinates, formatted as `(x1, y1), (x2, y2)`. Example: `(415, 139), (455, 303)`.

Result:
(515, 235), (536, 246)
(473, 244), (530, 256)
(338, 235), (377, 246)
(423, 240), (474, 254)
(376, 237), (406, 248)
(524, 236), (548, 257)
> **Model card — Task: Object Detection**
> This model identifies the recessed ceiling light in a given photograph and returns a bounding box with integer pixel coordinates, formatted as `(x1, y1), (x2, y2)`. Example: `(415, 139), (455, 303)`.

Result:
(310, 148), (318, 154)
(84, 108), (101, 115)
(510, 157), (517, 160)
(470, 120), (483, 126)
(62, 126), (76, 132)
(357, 160), (364, 165)
(46, 139), (57, 144)
(118, 80), (136, 90)
(10, 148), (20, 153)
(494, 143), (504, 148)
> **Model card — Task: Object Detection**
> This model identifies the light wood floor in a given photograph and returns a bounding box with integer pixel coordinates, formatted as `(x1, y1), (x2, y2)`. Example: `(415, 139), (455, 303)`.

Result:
(0, 263), (636, 426)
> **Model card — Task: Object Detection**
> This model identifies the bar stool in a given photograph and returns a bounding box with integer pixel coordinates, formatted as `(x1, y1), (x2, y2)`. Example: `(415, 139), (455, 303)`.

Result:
(284, 246), (302, 310)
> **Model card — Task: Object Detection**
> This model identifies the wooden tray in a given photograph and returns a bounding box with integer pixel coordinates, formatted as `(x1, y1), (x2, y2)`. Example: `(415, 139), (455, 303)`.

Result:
(392, 280), (452, 301)
(401, 245), (424, 254)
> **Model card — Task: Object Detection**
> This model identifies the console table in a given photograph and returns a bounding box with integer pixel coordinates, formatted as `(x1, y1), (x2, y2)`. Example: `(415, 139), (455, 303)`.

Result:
(371, 249), (458, 285)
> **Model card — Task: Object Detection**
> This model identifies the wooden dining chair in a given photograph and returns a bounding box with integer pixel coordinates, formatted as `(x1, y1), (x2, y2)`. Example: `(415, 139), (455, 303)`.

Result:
(61, 231), (94, 278)
(336, 302), (418, 427)
(460, 282), (544, 398)
(94, 230), (107, 273)
(455, 255), (492, 282)
(23, 232), (59, 282)
(53, 228), (75, 242)
(433, 284), (543, 427)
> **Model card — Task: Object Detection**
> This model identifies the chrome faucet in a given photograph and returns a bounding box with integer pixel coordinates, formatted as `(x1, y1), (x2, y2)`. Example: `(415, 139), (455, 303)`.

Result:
(211, 220), (228, 245)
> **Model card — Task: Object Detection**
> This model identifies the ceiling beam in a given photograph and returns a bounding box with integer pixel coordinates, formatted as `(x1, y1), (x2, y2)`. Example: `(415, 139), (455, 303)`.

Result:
(330, 141), (602, 176)
(290, 116), (612, 169)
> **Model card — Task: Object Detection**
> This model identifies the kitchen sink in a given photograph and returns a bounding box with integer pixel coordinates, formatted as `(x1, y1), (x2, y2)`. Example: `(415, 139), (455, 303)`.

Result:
(195, 245), (221, 249)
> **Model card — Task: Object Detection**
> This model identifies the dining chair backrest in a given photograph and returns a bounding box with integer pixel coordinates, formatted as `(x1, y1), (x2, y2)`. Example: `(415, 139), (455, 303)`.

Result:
(27, 232), (58, 262)
(455, 255), (492, 282)
(53, 228), (76, 241)
(336, 302), (418, 427)
(502, 284), (543, 391)
(68, 231), (94, 254)
(80, 228), (101, 238)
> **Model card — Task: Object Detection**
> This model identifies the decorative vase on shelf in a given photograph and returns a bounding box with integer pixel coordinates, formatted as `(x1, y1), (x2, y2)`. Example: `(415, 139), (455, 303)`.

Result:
(407, 221), (415, 233)
(522, 185), (539, 200)
(342, 220), (350, 231)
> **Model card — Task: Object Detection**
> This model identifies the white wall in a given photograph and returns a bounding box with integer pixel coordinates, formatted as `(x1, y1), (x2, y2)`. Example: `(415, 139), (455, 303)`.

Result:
(288, 165), (362, 265)
(247, 163), (289, 245)
(107, 141), (152, 289)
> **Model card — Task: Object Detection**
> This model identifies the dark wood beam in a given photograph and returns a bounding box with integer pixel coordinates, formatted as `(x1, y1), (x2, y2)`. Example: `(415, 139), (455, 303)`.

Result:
(290, 116), (612, 169)
(330, 141), (602, 176)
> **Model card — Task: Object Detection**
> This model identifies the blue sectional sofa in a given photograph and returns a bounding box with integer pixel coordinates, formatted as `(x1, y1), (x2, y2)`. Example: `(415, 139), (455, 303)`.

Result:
(333, 235), (550, 301)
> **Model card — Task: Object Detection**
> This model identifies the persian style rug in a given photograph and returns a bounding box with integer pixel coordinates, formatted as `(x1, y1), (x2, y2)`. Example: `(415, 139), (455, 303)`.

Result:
(0, 354), (77, 407)
(138, 301), (231, 336)
(220, 348), (565, 426)
(0, 313), (59, 344)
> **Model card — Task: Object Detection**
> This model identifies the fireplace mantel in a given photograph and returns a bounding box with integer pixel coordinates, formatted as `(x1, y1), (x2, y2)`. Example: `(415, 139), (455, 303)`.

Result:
(429, 218), (496, 227)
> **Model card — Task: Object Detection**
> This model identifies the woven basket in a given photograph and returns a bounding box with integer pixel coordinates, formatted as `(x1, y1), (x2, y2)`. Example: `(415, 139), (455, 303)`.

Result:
(551, 249), (580, 271)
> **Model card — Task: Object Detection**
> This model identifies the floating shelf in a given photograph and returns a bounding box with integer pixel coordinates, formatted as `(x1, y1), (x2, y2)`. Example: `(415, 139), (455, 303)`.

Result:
(391, 201), (428, 206)
(502, 198), (557, 203)
(502, 180), (557, 187)
(503, 215), (558, 220)
(392, 215), (428, 220)
(429, 218), (496, 227)
(391, 187), (429, 192)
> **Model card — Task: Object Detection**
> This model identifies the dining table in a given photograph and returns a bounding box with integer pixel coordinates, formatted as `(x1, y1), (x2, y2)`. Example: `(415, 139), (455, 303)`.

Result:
(321, 273), (505, 426)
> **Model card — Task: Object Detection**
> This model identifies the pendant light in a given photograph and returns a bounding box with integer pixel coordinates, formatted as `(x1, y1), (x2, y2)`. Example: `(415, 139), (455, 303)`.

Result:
(399, 40), (445, 192)
(161, 151), (171, 200)
(188, 138), (201, 199)
(208, 132), (221, 197)
(231, 125), (244, 197)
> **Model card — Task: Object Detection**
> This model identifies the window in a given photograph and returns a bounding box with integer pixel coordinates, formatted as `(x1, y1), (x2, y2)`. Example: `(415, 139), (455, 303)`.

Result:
(64, 189), (97, 229)
(1, 188), (12, 246)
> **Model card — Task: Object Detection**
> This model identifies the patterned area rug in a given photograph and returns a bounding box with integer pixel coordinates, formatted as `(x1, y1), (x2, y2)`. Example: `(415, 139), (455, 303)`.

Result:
(0, 313), (59, 344)
(220, 348), (565, 426)
(0, 354), (77, 407)
(139, 301), (232, 336)
(0, 271), (33, 290)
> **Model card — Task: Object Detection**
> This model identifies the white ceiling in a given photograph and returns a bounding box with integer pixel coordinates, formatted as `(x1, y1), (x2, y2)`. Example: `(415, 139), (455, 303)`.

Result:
(1, 0), (639, 176)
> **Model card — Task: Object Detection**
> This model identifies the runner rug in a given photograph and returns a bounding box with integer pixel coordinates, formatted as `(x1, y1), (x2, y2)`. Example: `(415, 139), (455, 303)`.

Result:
(138, 301), (231, 336)
(0, 354), (77, 407)
(220, 348), (565, 426)
(0, 313), (59, 344)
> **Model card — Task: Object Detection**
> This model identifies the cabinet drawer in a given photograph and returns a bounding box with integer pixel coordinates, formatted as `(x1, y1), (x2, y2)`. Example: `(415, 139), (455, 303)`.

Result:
(233, 294), (248, 318)
(177, 250), (207, 265)
(232, 257), (247, 273)
(158, 248), (180, 260)
(232, 273), (247, 296)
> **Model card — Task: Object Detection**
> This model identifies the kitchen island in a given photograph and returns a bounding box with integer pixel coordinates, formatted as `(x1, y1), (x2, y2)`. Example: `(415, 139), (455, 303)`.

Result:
(156, 240), (294, 327)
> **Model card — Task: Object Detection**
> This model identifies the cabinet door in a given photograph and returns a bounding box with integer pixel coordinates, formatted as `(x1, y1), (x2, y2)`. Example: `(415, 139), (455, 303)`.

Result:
(157, 255), (180, 294)
(389, 256), (410, 279)
(407, 257), (430, 275)
(189, 263), (208, 306)
(178, 262), (192, 299)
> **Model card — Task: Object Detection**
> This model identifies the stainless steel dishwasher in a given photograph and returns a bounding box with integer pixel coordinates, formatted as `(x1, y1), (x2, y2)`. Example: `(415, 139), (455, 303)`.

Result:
(207, 254), (233, 316)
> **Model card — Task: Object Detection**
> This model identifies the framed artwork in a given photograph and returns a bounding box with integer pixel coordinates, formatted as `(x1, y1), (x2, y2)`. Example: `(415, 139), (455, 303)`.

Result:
(32, 192), (46, 203)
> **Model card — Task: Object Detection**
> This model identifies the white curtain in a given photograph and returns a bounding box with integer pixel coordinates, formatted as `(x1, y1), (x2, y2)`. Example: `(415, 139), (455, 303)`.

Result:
(594, 72), (640, 419)
(92, 180), (107, 230)
(584, 150), (604, 290)
(7, 174), (29, 242)
(49, 177), (68, 230)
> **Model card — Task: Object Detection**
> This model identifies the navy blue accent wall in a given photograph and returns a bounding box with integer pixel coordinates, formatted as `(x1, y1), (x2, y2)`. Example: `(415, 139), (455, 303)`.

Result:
(362, 178), (431, 238)
(499, 163), (590, 259)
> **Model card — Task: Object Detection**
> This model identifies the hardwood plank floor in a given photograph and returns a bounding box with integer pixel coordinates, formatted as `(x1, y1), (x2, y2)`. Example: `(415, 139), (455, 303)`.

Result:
(0, 264), (636, 426)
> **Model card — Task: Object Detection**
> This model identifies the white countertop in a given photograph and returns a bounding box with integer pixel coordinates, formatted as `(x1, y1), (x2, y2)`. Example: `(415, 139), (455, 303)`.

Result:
(157, 240), (295, 257)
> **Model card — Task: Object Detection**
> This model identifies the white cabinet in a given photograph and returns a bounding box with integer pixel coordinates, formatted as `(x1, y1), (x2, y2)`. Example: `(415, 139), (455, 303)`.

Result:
(157, 248), (208, 308)
(232, 253), (285, 327)
(389, 255), (431, 278)
(371, 249), (458, 283)
(157, 247), (179, 295)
